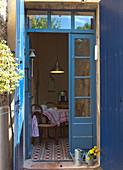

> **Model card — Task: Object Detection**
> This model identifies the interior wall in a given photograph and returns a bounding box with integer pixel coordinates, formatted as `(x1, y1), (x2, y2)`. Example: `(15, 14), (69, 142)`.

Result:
(30, 33), (68, 105)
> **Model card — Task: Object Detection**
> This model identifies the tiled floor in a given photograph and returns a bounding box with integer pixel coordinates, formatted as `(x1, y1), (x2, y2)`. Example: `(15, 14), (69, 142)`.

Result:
(31, 137), (69, 161)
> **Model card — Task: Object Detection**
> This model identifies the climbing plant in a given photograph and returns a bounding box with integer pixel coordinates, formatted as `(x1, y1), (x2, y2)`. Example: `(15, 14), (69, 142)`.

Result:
(0, 41), (23, 94)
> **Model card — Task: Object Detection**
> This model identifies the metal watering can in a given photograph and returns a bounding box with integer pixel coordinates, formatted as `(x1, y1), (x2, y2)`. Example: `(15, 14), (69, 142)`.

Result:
(70, 149), (84, 166)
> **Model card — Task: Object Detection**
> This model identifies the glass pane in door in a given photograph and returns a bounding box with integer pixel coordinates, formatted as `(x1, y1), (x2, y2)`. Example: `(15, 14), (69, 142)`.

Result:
(74, 38), (91, 117)
(75, 79), (90, 97)
(75, 59), (90, 76)
(75, 99), (90, 117)
(75, 39), (90, 57)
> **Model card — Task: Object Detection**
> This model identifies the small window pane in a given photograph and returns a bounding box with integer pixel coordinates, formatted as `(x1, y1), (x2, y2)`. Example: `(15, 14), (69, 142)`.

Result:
(75, 39), (90, 57)
(27, 11), (48, 29)
(75, 99), (90, 117)
(75, 12), (94, 30)
(75, 59), (90, 77)
(75, 79), (90, 97)
(51, 11), (71, 29)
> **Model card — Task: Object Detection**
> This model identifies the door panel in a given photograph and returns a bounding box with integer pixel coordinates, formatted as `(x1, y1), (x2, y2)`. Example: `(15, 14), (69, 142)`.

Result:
(25, 34), (32, 158)
(72, 123), (93, 149)
(69, 34), (96, 153)
(14, 0), (24, 169)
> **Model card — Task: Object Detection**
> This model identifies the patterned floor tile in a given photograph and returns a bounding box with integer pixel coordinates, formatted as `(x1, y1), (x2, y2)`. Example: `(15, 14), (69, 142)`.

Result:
(31, 137), (69, 161)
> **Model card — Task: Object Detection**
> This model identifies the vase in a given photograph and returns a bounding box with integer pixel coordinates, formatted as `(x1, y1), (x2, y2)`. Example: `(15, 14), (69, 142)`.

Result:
(85, 154), (94, 166)
(88, 158), (93, 166)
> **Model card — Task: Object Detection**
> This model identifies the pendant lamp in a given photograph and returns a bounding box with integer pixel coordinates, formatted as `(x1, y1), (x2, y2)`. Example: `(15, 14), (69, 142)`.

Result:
(50, 34), (64, 74)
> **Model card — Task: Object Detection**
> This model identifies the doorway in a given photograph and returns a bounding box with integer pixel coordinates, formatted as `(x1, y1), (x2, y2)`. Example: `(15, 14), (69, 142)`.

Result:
(24, 9), (97, 161)
(30, 33), (69, 161)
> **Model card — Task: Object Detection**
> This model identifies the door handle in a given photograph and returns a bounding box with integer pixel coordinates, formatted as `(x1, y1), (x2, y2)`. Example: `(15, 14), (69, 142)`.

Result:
(25, 67), (29, 92)
(120, 97), (123, 103)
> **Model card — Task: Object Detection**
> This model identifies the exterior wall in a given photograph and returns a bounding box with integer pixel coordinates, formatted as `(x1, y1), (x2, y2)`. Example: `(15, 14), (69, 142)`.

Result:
(100, 0), (123, 169)
(0, 0), (16, 169)
(0, 0), (7, 42)
(7, 0), (16, 51)
(7, 1), (16, 169)
(0, 1), (10, 170)
(0, 0), (8, 107)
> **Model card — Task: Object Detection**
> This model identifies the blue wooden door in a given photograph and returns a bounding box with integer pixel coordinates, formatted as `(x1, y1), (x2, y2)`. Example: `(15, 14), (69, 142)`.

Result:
(69, 34), (96, 153)
(25, 34), (32, 159)
(14, 0), (24, 169)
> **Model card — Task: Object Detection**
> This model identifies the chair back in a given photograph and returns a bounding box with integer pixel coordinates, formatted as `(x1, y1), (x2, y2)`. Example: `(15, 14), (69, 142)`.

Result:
(31, 104), (43, 124)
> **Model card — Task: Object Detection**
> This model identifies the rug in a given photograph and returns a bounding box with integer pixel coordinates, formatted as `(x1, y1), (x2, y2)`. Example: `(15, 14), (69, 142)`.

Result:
(31, 138), (69, 161)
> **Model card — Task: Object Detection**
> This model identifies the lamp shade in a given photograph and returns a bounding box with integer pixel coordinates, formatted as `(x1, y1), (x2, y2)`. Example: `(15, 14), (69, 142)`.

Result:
(50, 61), (64, 74)
(29, 51), (36, 59)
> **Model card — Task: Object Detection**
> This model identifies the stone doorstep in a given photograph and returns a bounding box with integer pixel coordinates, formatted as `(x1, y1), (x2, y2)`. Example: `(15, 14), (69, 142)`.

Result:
(23, 159), (103, 170)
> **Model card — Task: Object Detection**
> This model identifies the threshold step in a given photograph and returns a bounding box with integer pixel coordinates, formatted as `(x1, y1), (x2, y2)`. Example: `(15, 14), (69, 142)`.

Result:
(23, 159), (102, 170)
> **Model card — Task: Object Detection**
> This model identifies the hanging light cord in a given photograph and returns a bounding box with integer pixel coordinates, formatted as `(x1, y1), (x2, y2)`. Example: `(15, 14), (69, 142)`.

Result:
(57, 33), (58, 61)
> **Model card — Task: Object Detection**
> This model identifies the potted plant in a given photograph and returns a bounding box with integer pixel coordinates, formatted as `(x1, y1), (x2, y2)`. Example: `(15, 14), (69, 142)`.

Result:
(86, 146), (100, 166)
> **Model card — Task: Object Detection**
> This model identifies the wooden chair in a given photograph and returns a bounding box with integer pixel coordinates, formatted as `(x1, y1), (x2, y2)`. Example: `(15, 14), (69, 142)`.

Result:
(31, 104), (58, 149)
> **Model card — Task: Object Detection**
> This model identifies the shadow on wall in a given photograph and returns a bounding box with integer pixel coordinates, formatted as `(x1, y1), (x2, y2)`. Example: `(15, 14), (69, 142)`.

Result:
(14, 123), (23, 170)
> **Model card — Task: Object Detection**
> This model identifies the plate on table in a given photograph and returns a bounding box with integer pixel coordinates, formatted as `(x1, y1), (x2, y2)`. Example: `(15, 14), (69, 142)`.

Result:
(47, 107), (57, 111)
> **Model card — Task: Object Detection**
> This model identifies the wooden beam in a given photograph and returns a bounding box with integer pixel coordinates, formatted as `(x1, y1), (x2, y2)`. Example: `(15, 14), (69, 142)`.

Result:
(25, 2), (98, 10)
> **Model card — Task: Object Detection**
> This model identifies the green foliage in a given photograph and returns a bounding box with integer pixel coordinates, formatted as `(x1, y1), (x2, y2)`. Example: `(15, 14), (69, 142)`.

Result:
(31, 16), (48, 29)
(51, 18), (61, 29)
(76, 22), (91, 30)
(30, 16), (61, 29)
(0, 41), (23, 94)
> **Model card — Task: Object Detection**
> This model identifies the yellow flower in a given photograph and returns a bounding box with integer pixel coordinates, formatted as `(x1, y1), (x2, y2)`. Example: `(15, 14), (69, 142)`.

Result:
(98, 152), (100, 155)
(94, 146), (97, 149)
(95, 149), (99, 153)
(88, 157), (90, 160)
(89, 150), (94, 154)
(94, 153), (97, 156)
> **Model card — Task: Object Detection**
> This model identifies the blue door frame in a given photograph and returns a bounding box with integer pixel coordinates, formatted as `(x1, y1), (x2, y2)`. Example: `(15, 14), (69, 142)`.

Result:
(14, 0), (24, 169)
(69, 34), (96, 154)
(25, 9), (96, 158)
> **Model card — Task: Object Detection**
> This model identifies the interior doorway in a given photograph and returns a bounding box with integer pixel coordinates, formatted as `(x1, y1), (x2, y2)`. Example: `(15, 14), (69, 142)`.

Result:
(30, 33), (69, 161)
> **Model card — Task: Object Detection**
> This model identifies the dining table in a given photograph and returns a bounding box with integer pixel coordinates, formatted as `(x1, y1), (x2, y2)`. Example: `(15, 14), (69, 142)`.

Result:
(42, 109), (69, 126)
(33, 108), (69, 126)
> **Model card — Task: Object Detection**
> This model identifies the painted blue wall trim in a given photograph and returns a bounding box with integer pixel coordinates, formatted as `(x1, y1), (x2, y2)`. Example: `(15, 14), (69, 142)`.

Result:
(100, 0), (123, 169)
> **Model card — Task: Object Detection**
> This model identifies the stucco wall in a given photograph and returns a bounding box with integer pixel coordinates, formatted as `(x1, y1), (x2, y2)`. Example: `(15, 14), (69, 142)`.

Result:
(0, 1), (10, 170)
(7, 0), (16, 51)
(0, 0), (7, 42)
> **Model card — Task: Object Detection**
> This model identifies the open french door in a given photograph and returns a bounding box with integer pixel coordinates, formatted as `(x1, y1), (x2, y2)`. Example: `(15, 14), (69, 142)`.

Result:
(69, 34), (96, 154)
(25, 34), (32, 159)
(14, 0), (25, 169)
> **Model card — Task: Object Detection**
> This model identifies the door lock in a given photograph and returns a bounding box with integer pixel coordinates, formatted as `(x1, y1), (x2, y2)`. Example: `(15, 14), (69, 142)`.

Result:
(72, 56), (74, 59)
(120, 97), (123, 103)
